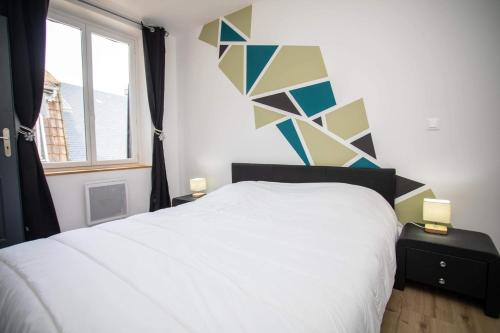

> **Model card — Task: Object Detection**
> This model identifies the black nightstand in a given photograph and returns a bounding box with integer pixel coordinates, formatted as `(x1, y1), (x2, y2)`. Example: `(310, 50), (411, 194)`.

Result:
(171, 194), (203, 207)
(395, 223), (500, 317)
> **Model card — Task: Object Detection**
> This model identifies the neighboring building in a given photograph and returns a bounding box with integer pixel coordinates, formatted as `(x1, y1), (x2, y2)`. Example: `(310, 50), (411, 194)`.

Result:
(39, 71), (69, 162)
(38, 71), (129, 163)
(59, 82), (87, 162)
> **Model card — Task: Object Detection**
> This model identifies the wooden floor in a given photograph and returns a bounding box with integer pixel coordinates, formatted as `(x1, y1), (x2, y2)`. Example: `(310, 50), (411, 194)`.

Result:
(381, 282), (500, 333)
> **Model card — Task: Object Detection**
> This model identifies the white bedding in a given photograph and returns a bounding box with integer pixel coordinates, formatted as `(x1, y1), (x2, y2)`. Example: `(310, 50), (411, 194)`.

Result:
(0, 181), (398, 333)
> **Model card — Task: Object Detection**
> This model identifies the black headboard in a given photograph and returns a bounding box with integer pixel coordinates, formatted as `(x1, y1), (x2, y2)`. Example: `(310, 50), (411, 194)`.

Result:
(232, 163), (396, 207)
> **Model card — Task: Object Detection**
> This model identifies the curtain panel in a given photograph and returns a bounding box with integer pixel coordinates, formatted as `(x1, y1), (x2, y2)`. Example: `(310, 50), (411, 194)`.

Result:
(142, 25), (171, 211)
(1, 0), (60, 239)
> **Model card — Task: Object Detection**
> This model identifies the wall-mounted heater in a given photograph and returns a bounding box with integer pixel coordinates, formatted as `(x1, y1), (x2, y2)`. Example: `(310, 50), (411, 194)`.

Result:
(85, 179), (128, 226)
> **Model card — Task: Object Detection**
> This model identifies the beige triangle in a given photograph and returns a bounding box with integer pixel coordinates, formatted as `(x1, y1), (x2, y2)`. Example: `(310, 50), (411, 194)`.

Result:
(254, 105), (286, 129)
(395, 189), (436, 224)
(198, 19), (220, 47)
(218, 45), (244, 94)
(296, 120), (357, 166)
(224, 5), (252, 38)
(325, 99), (369, 140)
(250, 46), (328, 96)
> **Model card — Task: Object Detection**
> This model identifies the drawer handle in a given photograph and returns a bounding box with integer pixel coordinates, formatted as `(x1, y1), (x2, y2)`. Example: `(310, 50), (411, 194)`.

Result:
(440, 261), (447, 268)
(438, 278), (446, 285)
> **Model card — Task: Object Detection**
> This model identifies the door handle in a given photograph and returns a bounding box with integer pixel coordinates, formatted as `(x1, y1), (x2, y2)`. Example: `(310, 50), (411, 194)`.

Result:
(1, 128), (12, 157)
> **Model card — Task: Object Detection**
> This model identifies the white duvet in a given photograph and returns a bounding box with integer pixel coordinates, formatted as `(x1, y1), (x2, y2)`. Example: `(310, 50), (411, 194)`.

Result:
(0, 181), (398, 333)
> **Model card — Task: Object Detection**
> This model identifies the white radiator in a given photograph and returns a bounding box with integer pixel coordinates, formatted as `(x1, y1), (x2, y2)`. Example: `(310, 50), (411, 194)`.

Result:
(85, 180), (128, 226)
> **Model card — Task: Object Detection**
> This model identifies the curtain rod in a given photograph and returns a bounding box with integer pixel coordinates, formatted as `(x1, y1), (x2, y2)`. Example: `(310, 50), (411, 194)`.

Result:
(74, 0), (170, 37)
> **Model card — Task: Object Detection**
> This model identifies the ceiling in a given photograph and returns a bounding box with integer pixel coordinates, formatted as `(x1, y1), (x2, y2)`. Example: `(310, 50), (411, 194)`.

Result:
(80, 0), (254, 34)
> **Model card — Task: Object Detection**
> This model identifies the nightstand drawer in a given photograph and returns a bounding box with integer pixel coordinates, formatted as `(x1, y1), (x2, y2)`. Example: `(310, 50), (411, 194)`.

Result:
(406, 248), (487, 298)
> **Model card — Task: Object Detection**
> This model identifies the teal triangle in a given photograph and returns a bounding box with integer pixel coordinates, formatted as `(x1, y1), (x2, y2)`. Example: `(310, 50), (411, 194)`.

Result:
(290, 81), (336, 117)
(276, 119), (310, 165)
(220, 21), (246, 42)
(246, 45), (278, 93)
(350, 157), (379, 169)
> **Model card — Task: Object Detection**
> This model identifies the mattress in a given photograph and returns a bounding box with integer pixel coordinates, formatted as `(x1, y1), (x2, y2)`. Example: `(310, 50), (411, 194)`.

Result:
(0, 181), (398, 333)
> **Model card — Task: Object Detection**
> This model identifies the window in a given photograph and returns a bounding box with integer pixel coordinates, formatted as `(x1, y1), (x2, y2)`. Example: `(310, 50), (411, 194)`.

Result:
(38, 13), (137, 168)
(91, 33), (131, 161)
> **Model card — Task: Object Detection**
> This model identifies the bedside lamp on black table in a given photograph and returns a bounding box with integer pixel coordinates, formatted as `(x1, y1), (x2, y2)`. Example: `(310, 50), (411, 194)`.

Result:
(190, 178), (207, 198)
(423, 198), (451, 235)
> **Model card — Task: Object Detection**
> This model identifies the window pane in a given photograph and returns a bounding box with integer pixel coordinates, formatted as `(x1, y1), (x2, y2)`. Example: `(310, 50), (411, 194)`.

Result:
(40, 19), (87, 163)
(91, 33), (131, 161)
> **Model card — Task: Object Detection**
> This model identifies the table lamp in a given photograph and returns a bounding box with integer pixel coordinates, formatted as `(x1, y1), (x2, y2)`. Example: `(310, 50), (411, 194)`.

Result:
(190, 178), (207, 198)
(423, 198), (451, 235)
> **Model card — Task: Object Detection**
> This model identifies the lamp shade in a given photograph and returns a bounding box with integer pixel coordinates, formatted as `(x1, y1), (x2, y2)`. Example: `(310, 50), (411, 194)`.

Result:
(423, 198), (451, 224)
(190, 178), (207, 192)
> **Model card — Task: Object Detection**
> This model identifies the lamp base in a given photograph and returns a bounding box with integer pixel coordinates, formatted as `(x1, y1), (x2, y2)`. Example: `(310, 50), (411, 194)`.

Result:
(424, 223), (448, 235)
(192, 192), (205, 198)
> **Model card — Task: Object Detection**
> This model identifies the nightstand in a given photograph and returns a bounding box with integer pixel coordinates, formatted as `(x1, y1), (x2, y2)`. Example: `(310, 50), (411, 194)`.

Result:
(395, 223), (500, 317)
(171, 194), (203, 207)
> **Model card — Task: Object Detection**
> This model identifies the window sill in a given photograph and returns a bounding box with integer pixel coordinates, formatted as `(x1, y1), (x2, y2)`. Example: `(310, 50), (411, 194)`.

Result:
(44, 163), (151, 176)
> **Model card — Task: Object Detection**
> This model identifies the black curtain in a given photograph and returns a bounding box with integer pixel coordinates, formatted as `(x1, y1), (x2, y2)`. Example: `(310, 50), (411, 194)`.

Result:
(1, 0), (60, 239)
(142, 25), (171, 211)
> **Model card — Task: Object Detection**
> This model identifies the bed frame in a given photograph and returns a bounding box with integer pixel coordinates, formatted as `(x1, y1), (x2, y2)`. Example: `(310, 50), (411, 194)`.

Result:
(232, 163), (396, 207)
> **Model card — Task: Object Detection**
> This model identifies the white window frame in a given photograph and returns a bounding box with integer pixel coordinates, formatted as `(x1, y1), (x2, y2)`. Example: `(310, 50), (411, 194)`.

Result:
(43, 9), (139, 169)
(36, 115), (48, 162)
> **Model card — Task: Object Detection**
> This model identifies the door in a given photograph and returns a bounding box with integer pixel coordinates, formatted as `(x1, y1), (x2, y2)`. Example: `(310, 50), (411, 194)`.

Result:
(0, 15), (24, 248)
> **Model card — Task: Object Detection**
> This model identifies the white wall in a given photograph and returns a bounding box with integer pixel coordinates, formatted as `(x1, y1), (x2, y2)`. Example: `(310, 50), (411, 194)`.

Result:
(46, 1), (182, 231)
(164, 35), (182, 199)
(176, 0), (500, 246)
(47, 33), (181, 230)
(46, 169), (150, 231)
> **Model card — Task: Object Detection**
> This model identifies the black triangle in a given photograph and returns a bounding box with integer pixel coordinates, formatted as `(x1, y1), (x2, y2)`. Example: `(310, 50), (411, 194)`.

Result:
(395, 175), (425, 198)
(312, 117), (323, 126)
(253, 93), (300, 115)
(351, 133), (376, 159)
(219, 44), (229, 58)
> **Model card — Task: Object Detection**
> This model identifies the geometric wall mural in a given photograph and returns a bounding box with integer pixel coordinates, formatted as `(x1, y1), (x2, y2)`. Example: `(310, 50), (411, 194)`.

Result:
(199, 5), (436, 224)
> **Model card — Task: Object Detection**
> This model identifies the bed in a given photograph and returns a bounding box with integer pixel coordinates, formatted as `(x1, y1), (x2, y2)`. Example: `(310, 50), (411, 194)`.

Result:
(0, 163), (398, 333)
